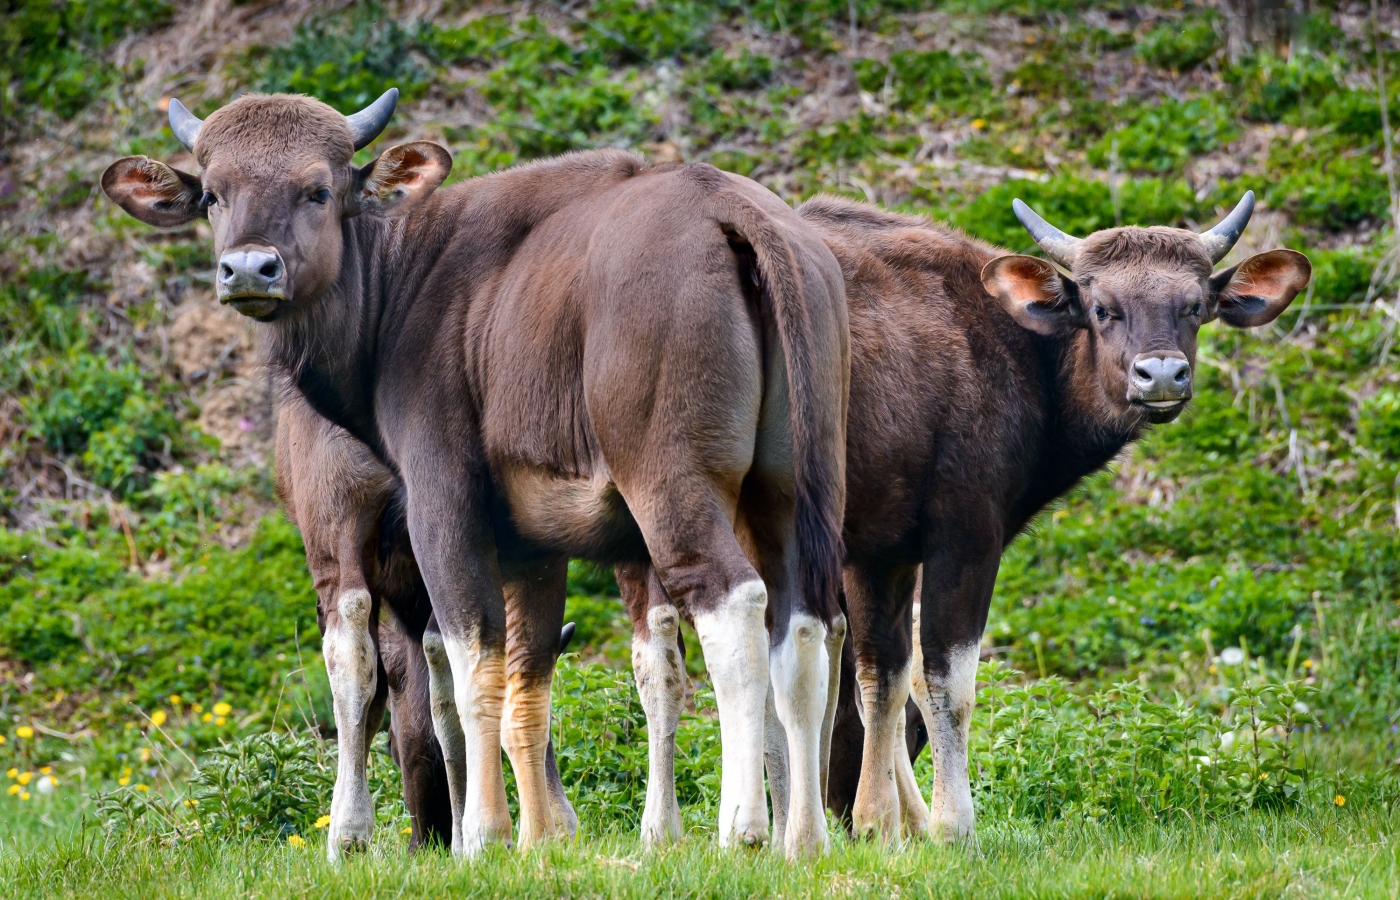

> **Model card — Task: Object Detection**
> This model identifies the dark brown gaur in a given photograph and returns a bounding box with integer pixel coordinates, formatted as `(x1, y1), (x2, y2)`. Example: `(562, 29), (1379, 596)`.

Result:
(273, 388), (577, 853)
(619, 191), (1309, 842)
(102, 90), (849, 858)
(803, 192), (1309, 840)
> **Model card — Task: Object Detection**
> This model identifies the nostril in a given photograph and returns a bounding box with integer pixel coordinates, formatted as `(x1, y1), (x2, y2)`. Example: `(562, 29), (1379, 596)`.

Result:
(258, 260), (280, 279)
(1173, 366), (1190, 384)
(1132, 363), (1153, 383)
(218, 263), (234, 282)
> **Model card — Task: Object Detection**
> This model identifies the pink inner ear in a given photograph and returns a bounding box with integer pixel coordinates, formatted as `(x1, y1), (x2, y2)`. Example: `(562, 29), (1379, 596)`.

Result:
(994, 258), (1057, 304)
(1235, 253), (1309, 300)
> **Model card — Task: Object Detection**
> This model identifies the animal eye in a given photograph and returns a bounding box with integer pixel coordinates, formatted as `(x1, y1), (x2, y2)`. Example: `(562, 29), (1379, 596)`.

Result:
(199, 191), (217, 209)
(1094, 305), (1110, 323)
(1188, 302), (1204, 317)
(308, 188), (331, 205)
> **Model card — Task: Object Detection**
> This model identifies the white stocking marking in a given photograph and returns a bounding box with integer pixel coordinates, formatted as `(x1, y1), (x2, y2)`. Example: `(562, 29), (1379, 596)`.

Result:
(770, 612), (831, 857)
(692, 580), (770, 847)
(851, 656), (909, 841)
(324, 589), (378, 861)
(442, 633), (512, 855)
(421, 629), (467, 855)
(632, 603), (686, 847)
(910, 640), (979, 842)
(763, 687), (789, 849)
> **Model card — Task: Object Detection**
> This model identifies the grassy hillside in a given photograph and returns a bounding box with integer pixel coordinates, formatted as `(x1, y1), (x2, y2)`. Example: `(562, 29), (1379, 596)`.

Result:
(1, 1), (1398, 896)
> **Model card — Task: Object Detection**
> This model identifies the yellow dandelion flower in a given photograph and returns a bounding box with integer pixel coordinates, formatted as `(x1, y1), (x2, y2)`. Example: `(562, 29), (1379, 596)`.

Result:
(971, 118), (986, 130)
(150, 710), (167, 728)
(1335, 795), (1346, 807)
(15, 726), (33, 739)
(314, 814), (332, 829)
(169, 695), (181, 705)
(118, 777), (130, 787)
(213, 702), (232, 718)
(140, 748), (152, 763)
(5, 768), (16, 779)
(401, 826), (412, 835)
(19, 791), (29, 801)
(202, 713), (213, 723)
(39, 766), (51, 775)
(192, 703), (203, 713)
(122, 767), (132, 776)
(124, 723), (134, 731)
(215, 717), (226, 726)
(16, 772), (32, 786)
(0, 735), (6, 745)
(1208, 664), (1218, 674)
(6, 784), (18, 796)
(287, 834), (306, 849)
(1303, 659), (1314, 669)
(135, 784), (149, 792)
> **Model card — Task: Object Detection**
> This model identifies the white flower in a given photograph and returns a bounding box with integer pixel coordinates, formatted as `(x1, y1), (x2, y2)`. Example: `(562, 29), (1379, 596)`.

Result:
(36, 775), (56, 794)
(1293, 701), (1310, 714)
(1220, 647), (1245, 666)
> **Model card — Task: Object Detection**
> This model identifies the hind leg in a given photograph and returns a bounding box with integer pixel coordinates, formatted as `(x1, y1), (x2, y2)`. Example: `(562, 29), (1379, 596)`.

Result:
(620, 561), (687, 847)
(631, 497), (771, 848)
(501, 557), (571, 849)
(910, 543), (999, 843)
(846, 562), (925, 841)
(382, 610), (454, 850)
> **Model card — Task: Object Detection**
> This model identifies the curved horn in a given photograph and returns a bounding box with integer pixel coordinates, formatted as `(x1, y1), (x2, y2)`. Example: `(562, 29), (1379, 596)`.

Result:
(1198, 191), (1255, 265)
(345, 88), (399, 151)
(1013, 198), (1082, 270)
(168, 98), (203, 152)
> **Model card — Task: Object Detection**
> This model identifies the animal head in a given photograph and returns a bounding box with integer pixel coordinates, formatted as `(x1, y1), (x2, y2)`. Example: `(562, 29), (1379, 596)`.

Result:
(981, 193), (1311, 424)
(101, 89), (452, 321)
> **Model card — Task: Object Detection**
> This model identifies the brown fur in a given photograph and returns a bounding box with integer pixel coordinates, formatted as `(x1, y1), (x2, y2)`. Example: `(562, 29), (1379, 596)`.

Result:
(795, 195), (1308, 829)
(103, 95), (849, 850)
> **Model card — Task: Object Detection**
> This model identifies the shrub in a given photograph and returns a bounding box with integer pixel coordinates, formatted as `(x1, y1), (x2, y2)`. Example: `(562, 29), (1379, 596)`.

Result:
(854, 50), (991, 116)
(1088, 98), (1238, 174)
(959, 661), (1321, 822)
(253, 4), (432, 111)
(1138, 12), (1222, 72)
(583, 0), (715, 63)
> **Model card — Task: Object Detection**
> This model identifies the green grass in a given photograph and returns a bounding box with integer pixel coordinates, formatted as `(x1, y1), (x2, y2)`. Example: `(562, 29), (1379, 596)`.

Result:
(2, 0), (1399, 895)
(2, 799), (1396, 899)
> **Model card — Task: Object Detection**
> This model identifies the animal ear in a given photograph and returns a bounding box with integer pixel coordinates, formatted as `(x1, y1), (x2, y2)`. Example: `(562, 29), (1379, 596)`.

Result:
(1207, 249), (1312, 328)
(101, 157), (205, 227)
(350, 141), (452, 218)
(981, 254), (1084, 336)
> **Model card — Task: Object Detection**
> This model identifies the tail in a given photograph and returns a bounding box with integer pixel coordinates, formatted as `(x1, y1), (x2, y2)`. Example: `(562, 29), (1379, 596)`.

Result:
(712, 180), (847, 625)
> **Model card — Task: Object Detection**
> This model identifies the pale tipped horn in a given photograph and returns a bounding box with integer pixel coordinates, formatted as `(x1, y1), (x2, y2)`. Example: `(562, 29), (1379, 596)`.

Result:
(345, 88), (399, 151)
(1198, 191), (1255, 265)
(168, 98), (203, 152)
(1013, 198), (1082, 270)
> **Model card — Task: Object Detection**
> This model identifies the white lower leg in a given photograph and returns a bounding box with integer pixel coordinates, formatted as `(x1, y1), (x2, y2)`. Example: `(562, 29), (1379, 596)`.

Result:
(910, 642), (979, 842)
(422, 629), (467, 855)
(819, 614), (846, 808)
(633, 603), (686, 847)
(324, 589), (378, 861)
(763, 688), (789, 849)
(771, 613), (830, 857)
(443, 634), (513, 855)
(894, 703), (930, 838)
(693, 580), (770, 847)
(851, 657), (909, 841)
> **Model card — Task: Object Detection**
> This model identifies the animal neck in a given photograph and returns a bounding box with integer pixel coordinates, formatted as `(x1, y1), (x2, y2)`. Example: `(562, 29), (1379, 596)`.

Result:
(1019, 329), (1144, 519)
(267, 216), (392, 455)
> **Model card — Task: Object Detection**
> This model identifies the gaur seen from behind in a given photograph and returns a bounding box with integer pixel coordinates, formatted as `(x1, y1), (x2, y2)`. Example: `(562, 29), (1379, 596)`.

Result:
(101, 88), (850, 859)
